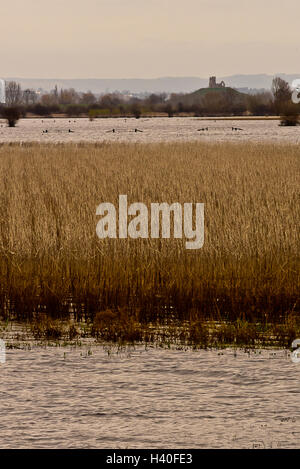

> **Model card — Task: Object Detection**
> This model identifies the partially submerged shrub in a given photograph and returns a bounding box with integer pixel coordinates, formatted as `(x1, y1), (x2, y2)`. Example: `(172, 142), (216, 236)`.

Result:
(188, 321), (209, 347)
(30, 317), (80, 341)
(2, 106), (22, 127)
(91, 309), (144, 343)
(270, 314), (299, 347)
(280, 104), (300, 126)
(30, 317), (65, 340)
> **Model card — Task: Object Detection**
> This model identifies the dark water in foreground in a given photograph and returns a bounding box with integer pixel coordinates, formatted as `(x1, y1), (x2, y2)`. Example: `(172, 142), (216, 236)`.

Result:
(0, 346), (299, 448)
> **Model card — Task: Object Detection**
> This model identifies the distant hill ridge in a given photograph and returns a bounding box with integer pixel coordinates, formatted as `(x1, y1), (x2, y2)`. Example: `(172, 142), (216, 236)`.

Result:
(189, 86), (245, 98)
(2, 73), (300, 94)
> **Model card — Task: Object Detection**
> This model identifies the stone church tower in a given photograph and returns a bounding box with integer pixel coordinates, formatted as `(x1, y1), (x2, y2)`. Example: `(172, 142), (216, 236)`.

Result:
(209, 76), (225, 88)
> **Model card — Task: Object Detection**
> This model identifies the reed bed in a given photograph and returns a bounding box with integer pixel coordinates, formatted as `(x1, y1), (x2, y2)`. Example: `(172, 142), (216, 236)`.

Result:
(0, 141), (299, 345)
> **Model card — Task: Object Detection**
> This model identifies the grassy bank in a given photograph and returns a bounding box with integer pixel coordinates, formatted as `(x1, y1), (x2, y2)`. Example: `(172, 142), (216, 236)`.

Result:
(0, 142), (299, 345)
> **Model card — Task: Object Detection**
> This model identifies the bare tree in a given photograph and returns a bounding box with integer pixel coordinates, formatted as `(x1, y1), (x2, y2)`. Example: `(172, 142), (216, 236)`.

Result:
(99, 93), (122, 111)
(41, 93), (59, 107)
(5, 81), (22, 106)
(272, 77), (291, 114)
(59, 88), (79, 105)
(80, 91), (96, 106)
(23, 89), (38, 106)
(162, 102), (175, 117)
(247, 92), (274, 116)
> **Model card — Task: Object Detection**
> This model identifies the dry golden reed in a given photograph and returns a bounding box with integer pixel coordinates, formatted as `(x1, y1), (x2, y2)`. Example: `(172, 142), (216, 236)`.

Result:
(0, 141), (299, 326)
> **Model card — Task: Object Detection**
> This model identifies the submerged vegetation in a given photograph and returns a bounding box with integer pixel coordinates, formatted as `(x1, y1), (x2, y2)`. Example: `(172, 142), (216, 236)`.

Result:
(2, 312), (300, 349)
(0, 142), (299, 347)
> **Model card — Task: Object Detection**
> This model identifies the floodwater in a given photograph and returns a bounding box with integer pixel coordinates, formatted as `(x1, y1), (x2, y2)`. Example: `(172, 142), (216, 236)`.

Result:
(1, 117), (300, 143)
(0, 346), (299, 449)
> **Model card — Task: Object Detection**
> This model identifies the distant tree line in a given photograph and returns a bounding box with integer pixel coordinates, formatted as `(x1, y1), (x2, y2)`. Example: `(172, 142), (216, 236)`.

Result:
(1, 77), (299, 126)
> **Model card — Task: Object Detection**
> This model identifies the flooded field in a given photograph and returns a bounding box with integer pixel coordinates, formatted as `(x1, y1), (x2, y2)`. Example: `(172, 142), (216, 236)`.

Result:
(1, 117), (300, 143)
(0, 346), (299, 449)
(0, 120), (299, 449)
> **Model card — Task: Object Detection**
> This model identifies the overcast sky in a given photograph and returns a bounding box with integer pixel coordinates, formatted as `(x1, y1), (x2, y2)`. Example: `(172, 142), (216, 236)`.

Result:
(1, 0), (299, 78)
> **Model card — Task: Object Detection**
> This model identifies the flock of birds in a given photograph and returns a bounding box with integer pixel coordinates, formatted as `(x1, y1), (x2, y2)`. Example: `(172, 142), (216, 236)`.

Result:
(106, 128), (143, 133)
(39, 120), (244, 135)
(40, 119), (148, 134)
(0, 118), (245, 135)
(198, 126), (243, 132)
